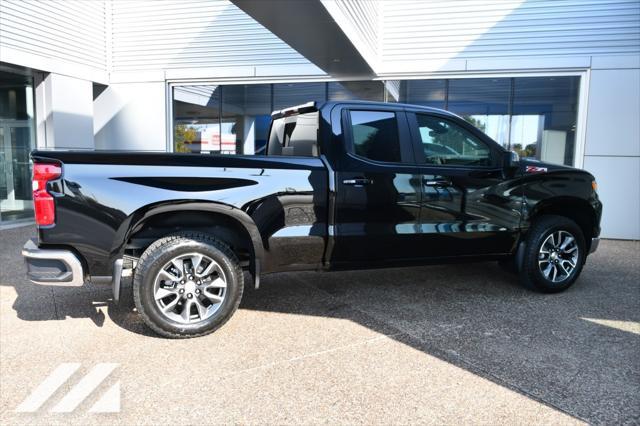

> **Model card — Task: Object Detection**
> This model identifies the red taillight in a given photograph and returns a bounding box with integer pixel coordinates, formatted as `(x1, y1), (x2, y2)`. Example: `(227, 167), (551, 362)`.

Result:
(33, 163), (61, 226)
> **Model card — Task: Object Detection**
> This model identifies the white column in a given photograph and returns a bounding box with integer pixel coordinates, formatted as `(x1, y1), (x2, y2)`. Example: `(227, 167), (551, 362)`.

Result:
(243, 116), (255, 155)
(34, 73), (94, 149)
(583, 68), (640, 240)
(93, 82), (167, 151)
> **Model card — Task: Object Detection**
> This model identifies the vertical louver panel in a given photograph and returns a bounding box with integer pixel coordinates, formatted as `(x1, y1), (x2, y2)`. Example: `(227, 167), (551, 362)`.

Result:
(321, 0), (379, 66)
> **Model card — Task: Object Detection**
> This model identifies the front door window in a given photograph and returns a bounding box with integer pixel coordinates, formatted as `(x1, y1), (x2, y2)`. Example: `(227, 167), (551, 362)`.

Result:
(415, 114), (492, 167)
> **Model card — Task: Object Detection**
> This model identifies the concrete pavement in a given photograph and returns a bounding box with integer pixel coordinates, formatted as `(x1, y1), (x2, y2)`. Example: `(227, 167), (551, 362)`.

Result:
(0, 225), (638, 424)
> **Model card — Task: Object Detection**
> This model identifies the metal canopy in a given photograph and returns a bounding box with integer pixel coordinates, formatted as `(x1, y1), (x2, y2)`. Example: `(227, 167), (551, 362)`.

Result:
(231, 0), (375, 78)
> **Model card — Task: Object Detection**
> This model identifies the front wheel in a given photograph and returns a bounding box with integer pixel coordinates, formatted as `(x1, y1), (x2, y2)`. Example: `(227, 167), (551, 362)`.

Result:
(519, 215), (586, 293)
(133, 232), (244, 338)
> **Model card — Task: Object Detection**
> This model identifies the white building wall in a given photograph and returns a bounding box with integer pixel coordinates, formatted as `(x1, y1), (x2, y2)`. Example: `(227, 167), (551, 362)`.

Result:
(34, 73), (95, 150)
(583, 65), (640, 239)
(378, 0), (640, 74)
(109, 0), (324, 81)
(0, 0), (107, 83)
(94, 82), (167, 151)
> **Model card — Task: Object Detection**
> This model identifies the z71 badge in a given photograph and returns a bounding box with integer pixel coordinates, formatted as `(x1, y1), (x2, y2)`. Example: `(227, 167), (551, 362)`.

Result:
(526, 165), (548, 173)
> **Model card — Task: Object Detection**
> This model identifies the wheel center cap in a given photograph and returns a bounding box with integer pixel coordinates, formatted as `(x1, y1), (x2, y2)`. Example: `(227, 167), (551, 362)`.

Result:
(184, 281), (197, 294)
(550, 252), (558, 261)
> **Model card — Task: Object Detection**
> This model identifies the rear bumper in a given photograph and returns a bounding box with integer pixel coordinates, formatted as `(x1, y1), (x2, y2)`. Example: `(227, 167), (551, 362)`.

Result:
(589, 237), (600, 255)
(21, 239), (85, 286)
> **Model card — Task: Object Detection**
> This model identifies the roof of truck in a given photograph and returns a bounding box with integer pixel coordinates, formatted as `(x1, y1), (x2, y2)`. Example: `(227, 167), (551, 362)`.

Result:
(272, 100), (464, 120)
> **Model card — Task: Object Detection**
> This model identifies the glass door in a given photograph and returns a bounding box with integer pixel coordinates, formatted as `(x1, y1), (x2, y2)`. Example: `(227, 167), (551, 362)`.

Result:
(0, 69), (35, 224)
(0, 121), (33, 222)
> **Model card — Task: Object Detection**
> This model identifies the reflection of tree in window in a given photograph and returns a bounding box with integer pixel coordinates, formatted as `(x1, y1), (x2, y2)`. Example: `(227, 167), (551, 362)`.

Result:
(174, 124), (198, 153)
(463, 116), (486, 133)
(417, 115), (490, 166)
(511, 143), (536, 159)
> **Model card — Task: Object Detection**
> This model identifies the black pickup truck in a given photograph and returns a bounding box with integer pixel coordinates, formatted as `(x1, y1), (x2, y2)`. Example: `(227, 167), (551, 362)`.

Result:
(22, 101), (602, 338)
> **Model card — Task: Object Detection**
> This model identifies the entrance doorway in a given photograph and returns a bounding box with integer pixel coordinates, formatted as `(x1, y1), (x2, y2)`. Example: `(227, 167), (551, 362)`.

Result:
(0, 121), (33, 221)
(0, 69), (35, 224)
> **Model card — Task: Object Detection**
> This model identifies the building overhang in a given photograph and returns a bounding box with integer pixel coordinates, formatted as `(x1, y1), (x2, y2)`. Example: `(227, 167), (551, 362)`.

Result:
(231, 0), (375, 78)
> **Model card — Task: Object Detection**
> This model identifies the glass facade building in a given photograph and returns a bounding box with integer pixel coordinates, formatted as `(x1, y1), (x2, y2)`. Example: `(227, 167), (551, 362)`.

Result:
(172, 76), (580, 166)
(1, 0), (636, 237)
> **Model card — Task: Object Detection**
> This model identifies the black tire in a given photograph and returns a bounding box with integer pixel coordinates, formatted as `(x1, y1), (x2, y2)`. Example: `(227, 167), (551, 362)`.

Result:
(519, 215), (586, 293)
(133, 232), (244, 338)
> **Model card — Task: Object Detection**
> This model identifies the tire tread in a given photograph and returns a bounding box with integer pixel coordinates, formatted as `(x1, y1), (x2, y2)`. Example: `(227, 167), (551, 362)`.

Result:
(518, 215), (585, 293)
(133, 232), (243, 338)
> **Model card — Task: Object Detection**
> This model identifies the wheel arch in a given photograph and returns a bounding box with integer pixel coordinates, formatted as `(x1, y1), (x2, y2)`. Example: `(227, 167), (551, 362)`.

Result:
(117, 201), (265, 273)
(526, 196), (598, 252)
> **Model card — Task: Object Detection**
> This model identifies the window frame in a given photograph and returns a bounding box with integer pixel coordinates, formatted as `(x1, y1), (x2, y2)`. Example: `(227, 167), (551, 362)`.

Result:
(406, 111), (502, 169)
(342, 107), (415, 166)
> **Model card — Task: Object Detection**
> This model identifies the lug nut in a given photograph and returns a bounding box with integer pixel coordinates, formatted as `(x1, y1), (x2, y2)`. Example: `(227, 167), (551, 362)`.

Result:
(187, 293), (193, 299)
(179, 289), (184, 294)
(180, 280), (185, 284)
(188, 275), (193, 280)
(195, 289), (200, 294)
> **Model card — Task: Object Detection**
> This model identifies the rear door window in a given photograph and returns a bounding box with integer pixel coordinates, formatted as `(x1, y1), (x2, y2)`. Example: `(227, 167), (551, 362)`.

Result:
(348, 110), (402, 163)
(267, 111), (319, 157)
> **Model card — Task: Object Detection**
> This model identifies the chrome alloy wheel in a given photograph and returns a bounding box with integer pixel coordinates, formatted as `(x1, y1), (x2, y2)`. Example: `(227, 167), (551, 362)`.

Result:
(153, 253), (227, 324)
(537, 230), (579, 283)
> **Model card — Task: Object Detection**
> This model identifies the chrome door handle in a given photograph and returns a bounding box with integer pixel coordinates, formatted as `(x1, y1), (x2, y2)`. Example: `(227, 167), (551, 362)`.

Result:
(423, 178), (451, 187)
(342, 178), (372, 186)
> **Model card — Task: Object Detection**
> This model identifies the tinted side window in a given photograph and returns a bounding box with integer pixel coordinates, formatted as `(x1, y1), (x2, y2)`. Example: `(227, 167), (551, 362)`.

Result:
(416, 114), (492, 166)
(267, 112), (319, 157)
(349, 110), (401, 163)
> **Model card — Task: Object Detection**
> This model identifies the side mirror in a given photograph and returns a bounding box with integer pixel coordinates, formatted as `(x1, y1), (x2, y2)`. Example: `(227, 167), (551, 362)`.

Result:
(502, 150), (520, 170)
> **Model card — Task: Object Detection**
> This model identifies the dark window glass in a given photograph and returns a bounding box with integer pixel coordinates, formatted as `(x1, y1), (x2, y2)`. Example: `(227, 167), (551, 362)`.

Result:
(448, 78), (511, 147)
(329, 81), (384, 101)
(510, 76), (579, 166)
(0, 69), (35, 223)
(173, 85), (221, 154)
(221, 84), (271, 155)
(349, 110), (401, 163)
(273, 83), (326, 110)
(416, 114), (492, 167)
(387, 79), (446, 108)
(267, 112), (319, 157)
(0, 85), (29, 120)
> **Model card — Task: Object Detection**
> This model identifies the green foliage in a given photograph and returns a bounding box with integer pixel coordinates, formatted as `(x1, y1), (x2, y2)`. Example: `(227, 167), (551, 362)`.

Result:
(174, 124), (198, 153)
(463, 116), (487, 133)
(511, 143), (537, 159)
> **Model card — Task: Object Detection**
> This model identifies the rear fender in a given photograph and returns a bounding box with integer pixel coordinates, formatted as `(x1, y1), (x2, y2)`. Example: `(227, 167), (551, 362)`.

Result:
(112, 200), (265, 270)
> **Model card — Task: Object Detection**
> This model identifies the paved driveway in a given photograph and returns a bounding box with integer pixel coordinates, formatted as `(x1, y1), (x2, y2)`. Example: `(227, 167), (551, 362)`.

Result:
(1, 225), (638, 425)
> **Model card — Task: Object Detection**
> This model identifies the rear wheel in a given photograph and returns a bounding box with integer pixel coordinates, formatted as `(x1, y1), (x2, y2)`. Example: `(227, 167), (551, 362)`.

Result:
(133, 232), (243, 338)
(519, 215), (586, 293)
